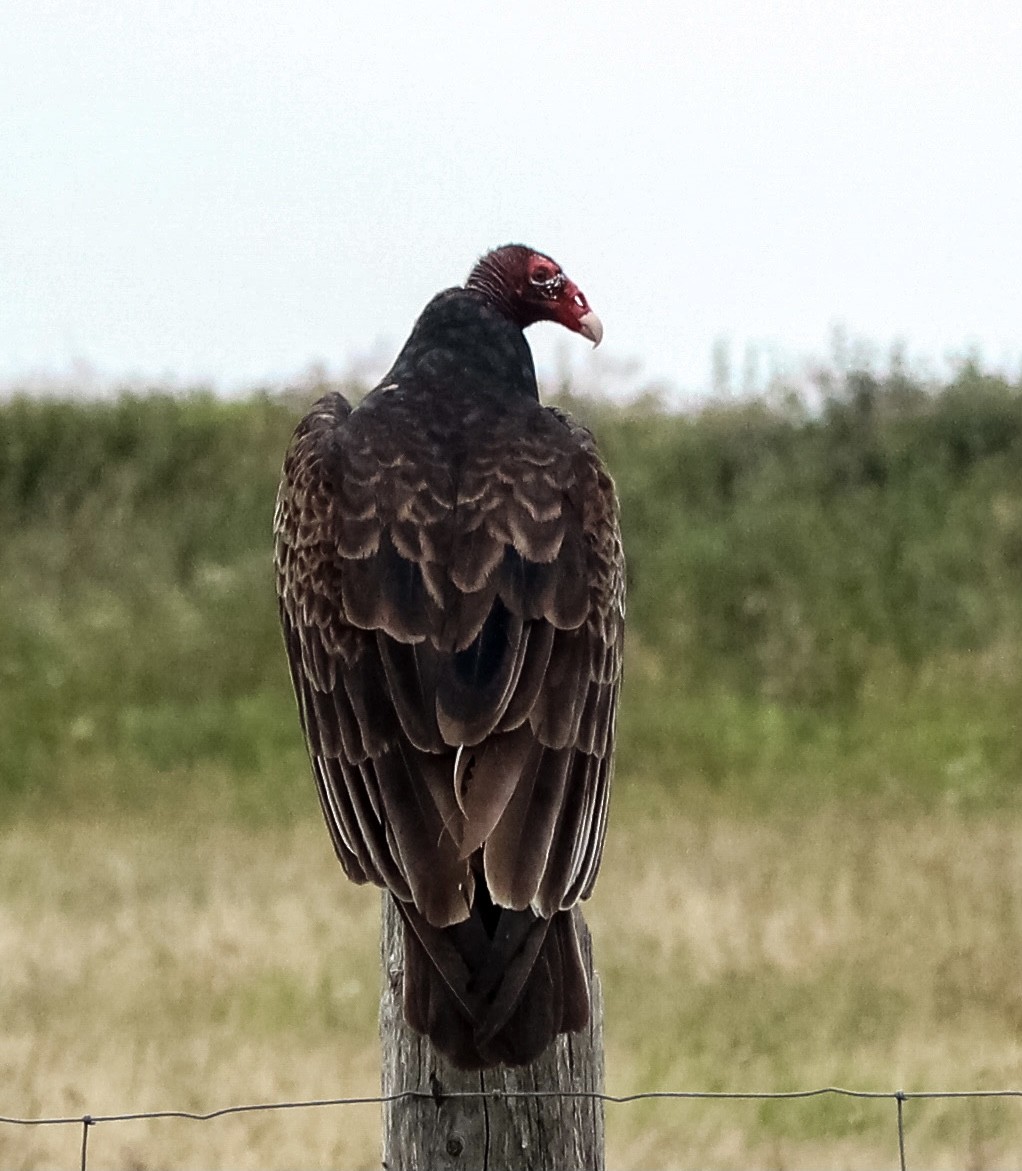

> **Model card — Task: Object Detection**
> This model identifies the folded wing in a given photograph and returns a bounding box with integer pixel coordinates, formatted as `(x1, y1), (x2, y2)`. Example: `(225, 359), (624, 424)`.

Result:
(274, 389), (624, 928)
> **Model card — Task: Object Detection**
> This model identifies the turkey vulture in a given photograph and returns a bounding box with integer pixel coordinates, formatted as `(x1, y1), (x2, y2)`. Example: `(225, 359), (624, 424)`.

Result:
(274, 244), (624, 1069)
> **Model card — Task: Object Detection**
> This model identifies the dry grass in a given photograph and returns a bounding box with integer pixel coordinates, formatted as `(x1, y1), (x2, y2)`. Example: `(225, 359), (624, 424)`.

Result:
(4, 800), (1022, 1169)
(1, 819), (380, 1171)
(597, 802), (1022, 1169)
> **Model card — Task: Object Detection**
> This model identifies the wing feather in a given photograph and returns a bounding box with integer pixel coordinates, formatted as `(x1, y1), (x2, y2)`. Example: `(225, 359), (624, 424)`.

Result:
(375, 635), (444, 752)
(311, 756), (372, 884)
(436, 600), (528, 746)
(535, 753), (592, 912)
(571, 756), (613, 902)
(374, 743), (472, 927)
(528, 630), (590, 748)
(453, 723), (534, 859)
(483, 744), (575, 911)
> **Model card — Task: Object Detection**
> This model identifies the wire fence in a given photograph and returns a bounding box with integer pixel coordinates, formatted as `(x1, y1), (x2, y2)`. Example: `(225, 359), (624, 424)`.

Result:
(5, 1085), (1022, 1171)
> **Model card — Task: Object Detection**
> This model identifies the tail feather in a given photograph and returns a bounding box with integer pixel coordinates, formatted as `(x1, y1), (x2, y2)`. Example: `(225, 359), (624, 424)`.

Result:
(396, 892), (589, 1069)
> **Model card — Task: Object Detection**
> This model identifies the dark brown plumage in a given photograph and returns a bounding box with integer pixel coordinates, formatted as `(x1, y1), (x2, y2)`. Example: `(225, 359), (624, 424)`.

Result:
(274, 244), (624, 1069)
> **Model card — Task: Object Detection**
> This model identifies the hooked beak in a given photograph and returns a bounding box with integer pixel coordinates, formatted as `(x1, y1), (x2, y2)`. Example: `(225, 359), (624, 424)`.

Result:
(578, 310), (603, 348)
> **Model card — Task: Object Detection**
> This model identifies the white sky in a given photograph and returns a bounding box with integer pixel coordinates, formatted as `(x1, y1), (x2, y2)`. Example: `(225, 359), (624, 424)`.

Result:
(2, 0), (1020, 399)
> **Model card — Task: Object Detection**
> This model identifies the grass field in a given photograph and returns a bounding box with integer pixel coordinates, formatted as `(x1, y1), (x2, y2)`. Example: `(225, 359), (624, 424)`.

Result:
(2, 375), (1022, 1167)
(5, 791), (1022, 1170)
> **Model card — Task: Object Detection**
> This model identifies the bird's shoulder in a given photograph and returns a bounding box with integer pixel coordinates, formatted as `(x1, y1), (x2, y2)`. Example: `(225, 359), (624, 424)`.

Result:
(278, 383), (616, 530)
(274, 384), (623, 642)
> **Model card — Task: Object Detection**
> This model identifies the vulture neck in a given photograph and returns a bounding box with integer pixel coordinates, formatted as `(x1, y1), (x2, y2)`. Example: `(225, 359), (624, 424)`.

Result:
(388, 289), (539, 402)
(464, 253), (521, 324)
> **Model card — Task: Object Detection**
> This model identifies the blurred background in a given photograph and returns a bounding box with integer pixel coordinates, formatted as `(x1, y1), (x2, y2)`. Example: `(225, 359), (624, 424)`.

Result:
(2, 2), (1021, 1168)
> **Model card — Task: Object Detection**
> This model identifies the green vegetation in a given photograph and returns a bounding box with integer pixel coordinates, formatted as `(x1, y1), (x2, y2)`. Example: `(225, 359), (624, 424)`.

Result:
(3, 365), (1022, 1168)
(1, 364), (1020, 814)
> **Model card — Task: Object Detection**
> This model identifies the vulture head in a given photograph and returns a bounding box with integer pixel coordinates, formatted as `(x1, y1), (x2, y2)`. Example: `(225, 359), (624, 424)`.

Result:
(465, 244), (603, 347)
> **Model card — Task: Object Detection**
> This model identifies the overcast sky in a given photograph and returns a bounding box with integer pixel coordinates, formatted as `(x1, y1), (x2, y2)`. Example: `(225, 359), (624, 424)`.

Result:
(2, 0), (1020, 399)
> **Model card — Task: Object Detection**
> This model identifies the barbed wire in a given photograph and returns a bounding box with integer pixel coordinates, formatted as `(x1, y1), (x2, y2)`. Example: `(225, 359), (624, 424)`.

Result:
(6, 1085), (1022, 1171)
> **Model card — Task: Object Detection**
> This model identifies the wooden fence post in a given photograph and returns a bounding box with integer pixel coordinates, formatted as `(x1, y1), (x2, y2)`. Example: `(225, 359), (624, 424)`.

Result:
(380, 894), (605, 1171)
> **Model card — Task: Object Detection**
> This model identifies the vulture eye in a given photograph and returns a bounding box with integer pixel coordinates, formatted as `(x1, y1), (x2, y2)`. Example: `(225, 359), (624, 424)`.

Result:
(530, 266), (556, 286)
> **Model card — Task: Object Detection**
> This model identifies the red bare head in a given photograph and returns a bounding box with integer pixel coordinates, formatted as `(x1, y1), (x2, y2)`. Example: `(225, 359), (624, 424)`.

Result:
(465, 244), (603, 346)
